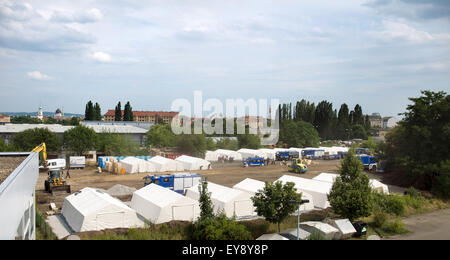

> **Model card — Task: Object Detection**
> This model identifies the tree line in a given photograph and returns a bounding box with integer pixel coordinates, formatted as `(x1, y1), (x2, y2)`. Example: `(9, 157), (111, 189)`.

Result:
(84, 101), (134, 121)
(278, 100), (371, 142)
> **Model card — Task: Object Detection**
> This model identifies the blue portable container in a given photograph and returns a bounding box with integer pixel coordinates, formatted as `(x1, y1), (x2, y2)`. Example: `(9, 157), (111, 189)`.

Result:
(243, 157), (265, 167)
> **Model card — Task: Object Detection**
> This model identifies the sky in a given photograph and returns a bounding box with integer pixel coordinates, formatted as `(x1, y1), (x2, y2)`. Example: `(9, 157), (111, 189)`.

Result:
(0, 0), (449, 117)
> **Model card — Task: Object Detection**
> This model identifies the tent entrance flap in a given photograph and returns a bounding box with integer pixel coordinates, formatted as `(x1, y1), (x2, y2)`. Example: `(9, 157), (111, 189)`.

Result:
(172, 204), (196, 221)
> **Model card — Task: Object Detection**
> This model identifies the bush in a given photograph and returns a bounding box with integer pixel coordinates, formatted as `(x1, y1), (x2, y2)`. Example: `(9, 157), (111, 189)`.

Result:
(372, 209), (388, 228)
(405, 187), (421, 198)
(381, 218), (408, 235)
(192, 213), (253, 240)
(372, 192), (406, 216)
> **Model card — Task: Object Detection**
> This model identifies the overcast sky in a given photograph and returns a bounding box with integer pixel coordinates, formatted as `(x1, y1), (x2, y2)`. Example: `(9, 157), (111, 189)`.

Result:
(0, 0), (449, 117)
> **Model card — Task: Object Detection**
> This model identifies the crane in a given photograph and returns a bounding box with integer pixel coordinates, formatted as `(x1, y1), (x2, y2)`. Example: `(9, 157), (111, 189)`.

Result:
(31, 142), (70, 194)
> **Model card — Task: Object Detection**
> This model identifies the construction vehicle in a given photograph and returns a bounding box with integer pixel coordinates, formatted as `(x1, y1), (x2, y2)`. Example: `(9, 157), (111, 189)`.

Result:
(31, 143), (71, 194)
(358, 155), (377, 172)
(288, 158), (309, 174)
(243, 157), (265, 167)
(44, 169), (71, 194)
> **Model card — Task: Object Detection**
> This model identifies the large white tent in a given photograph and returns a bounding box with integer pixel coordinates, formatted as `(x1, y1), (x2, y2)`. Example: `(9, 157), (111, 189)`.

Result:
(148, 156), (184, 172)
(131, 184), (200, 224)
(215, 149), (243, 161)
(205, 151), (219, 162)
(62, 187), (145, 232)
(313, 173), (390, 194)
(258, 149), (277, 160)
(175, 155), (211, 171)
(232, 178), (266, 195)
(276, 175), (333, 209)
(237, 149), (266, 160)
(120, 157), (157, 174)
(185, 182), (256, 218)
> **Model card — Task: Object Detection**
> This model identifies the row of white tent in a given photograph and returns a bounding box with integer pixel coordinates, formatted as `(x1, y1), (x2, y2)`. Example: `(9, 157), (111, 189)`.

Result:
(61, 173), (389, 233)
(105, 155), (211, 174)
(205, 146), (350, 162)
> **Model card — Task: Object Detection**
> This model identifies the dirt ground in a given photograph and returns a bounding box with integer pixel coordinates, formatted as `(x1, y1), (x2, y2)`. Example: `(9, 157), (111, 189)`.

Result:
(35, 160), (341, 213)
(0, 156), (26, 185)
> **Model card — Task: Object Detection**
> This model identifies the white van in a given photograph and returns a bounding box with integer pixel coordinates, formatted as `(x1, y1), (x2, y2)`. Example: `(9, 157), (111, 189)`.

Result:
(45, 159), (66, 170)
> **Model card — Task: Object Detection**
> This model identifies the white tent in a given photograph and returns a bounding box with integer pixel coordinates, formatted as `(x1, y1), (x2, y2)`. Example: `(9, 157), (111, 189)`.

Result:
(370, 179), (390, 194)
(120, 157), (157, 174)
(175, 155), (211, 171)
(215, 149), (243, 161)
(232, 178), (266, 195)
(276, 175), (333, 209)
(237, 148), (266, 160)
(314, 173), (390, 194)
(62, 187), (145, 232)
(148, 156), (184, 172)
(205, 151), (219, 162)
(131, 184), (200, 224)
(313, 173), (339, 183)
(185, 182), (256, 218)
(258, 149), (277, 160)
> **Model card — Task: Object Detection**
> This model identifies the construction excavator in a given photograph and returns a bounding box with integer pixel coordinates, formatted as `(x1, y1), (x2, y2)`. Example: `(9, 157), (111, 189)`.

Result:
(32, 143), (71, 194)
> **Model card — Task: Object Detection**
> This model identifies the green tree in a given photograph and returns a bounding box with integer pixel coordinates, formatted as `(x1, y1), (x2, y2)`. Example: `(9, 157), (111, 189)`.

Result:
(146, 124), (176, 148)
(384, 90), (449, 195)
(94, 103), (102, 121)
(351, 124), (368, 139)
(85, 101), (95, 121)
(328, 150), (373, 221)
(192, 213), (252, 240)
(314, 100), (334, 140)
(115, 102), (122, 121)
(0, 138), (14, 152)
(12, 128), (61, 153)
(279, 120), (320, 147)
(237, 133), (260, 149)
(11, 116), (42, 124)
(215, 137), (239, 150)
(70, 117), (80, 126)
(176, 134), (208, 157)
(96, 133), (145, 156)
(337, 103), (351, 140)
(64, 125), (97, 156)
(198, 180), (215, 221)
(123, 101), (133, 121)
(252, 181), (302, 233)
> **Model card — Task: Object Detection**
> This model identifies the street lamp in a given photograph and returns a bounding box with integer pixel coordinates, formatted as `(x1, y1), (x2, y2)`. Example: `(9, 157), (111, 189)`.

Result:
(289, 199), (310, 240)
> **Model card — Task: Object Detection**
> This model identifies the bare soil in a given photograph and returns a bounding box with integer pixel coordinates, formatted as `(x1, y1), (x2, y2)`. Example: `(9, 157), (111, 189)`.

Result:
(35, 160), (341, 214)
(0, 156), (26, 185)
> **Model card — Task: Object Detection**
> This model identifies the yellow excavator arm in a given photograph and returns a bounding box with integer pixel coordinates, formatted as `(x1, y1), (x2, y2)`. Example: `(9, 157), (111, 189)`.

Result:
(31, 143), (47, 162)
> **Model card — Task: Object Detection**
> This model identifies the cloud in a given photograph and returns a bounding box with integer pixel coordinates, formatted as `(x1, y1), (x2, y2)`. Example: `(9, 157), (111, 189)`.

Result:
(50, 8), (103, 24)
(0, 1), (96, 52)
(27, 71), (51, 80)
(368, 20), (450, 44)
(90, 51), (112, 63)
(365, 0), (450, 20)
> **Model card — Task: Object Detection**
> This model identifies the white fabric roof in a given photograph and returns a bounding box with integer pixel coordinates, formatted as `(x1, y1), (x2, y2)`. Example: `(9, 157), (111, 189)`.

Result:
(313, 173), (390, 194)
(185, 182), (256, 218)
(276, 175), (333, 209)
(258, 149), (277, 160)
(62, 187), (144, 232)
(232, 178), (266, 195)
(148, 156), (184, 172)
(175, 155), (211, 171)
(120, 157), (157, 174)
(131, 184), (200, 224)
(215, 149), (243, 161)
(237, 149), (266, 160)
(205, 151), (219, 162)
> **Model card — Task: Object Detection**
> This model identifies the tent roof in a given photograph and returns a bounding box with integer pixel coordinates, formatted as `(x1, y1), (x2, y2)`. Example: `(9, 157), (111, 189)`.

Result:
(65, 187), (131, 216)
(149, 155), (175, 164)
(188, 182), (244, 203)
(233, 178), (266, 194)
(133, 184), (189, 208)
(277, 175), (332, 194)
(176, 155), (209, 164)
(313, 173), (339, 183)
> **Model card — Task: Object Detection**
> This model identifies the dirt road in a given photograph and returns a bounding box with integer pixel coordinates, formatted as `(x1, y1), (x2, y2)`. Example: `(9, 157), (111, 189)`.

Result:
(386, 209), (450, 240)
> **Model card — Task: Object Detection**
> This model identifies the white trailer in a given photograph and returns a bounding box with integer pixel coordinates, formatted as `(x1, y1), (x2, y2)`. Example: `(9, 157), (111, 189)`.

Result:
(70, 156), (86, 169)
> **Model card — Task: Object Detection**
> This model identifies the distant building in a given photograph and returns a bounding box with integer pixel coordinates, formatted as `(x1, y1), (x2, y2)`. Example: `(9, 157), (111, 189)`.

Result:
(0, 114), (10, 125)
(104, 110), (179, 124)
(54, 108), (63, 119)
(368, 113), (382, 128)
(37, 106), (43, 120)
(383, 117), (399, 129)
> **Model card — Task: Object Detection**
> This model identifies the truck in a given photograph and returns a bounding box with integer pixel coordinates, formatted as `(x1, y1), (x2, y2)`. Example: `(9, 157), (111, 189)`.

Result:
(43, 159), (66, 170)
(301, 149), (325, 160)
(143, 173), (202, 194)
(358, 155), (377, 171)
(243, 157), (265, 167)
(276, 151), (300, 161)
(70, 156), (86, 169)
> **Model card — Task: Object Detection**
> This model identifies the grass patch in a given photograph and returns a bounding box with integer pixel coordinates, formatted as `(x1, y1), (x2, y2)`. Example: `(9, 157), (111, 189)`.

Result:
(35, 210), (58, 240)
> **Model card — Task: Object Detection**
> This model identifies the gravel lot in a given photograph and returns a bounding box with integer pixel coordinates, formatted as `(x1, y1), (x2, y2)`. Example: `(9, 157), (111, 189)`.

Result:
(0, 156), (26, 185)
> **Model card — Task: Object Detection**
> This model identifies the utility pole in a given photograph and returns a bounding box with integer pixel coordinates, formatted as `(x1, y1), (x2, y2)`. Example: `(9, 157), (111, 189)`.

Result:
(289, 199), (310, 240)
